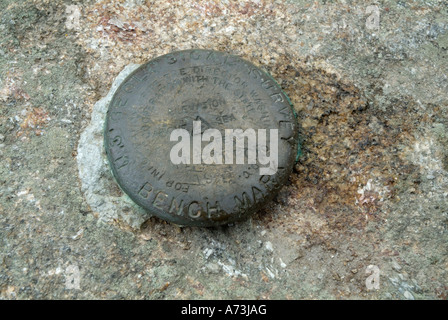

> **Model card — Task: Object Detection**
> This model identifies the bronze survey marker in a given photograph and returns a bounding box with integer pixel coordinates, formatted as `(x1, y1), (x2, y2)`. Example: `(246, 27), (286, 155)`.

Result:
(105, 50), (299, 227)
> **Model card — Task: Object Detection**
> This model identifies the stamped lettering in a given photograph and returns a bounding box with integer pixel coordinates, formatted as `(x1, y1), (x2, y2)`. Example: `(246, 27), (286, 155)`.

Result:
(105, 50), (298, 226)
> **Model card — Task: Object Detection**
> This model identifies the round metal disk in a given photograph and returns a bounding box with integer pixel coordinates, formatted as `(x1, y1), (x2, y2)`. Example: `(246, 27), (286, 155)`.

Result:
(105, 49), (298, 227)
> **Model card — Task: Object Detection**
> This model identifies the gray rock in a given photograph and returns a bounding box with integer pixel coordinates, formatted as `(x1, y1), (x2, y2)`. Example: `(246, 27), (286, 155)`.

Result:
(403, 290), (415, 300)
(77, 63), (149, 229)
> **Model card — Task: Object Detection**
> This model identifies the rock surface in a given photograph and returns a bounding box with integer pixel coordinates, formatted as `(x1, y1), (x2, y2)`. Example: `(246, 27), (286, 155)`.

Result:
(0, 0), (447, 299)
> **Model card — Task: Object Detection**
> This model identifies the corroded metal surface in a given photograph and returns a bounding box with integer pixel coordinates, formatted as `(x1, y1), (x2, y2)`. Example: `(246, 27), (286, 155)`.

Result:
(105, 50), (298, 226)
